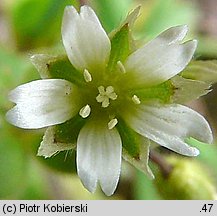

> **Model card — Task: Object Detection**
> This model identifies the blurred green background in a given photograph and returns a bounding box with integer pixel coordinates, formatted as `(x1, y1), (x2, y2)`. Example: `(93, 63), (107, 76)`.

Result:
(0, 0), (217, 199)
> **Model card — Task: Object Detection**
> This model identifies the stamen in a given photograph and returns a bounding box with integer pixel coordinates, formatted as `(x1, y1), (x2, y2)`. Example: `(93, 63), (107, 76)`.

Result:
(98, 86), (105, 94)
(83, 69), (92, 82)
(108, 118), (118, 130)
(117, 61), (126, 73)
(96, 85), (117, 108)
(102, 98), (110, 108)
(132, 95), (141, 104)
(106, 86), (115, 94)
(79, 104), (91, 118)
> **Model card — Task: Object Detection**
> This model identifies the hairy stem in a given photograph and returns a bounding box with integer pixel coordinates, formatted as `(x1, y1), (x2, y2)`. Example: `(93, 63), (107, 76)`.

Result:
(150, 150), (173, 177)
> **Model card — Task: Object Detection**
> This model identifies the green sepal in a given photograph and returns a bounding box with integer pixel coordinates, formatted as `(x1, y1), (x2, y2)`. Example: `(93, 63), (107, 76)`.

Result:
(36, 112), (85, 174)
(109, 6), (140, 38)
(132, 75), (211, 104)
(117, 118), (140, 159)
(37, 127), (76, 158)
(37, 127), (77, 173)
(38, 114), (86, 159)
(171, 76), (211, 104)
(117, 118), (154, 179)
(107, 24), (130, 73)
(54, 114), (86, 144)
(107, 6), (140, 73)
(132, 81), (173, 104)
(181, 60), (217, 84)
(31, 54), (84, 86)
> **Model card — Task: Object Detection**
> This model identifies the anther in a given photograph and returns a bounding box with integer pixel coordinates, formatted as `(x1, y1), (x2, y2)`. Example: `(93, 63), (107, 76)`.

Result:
(79, 104), (91, 118)
(132, 95), (141, 104)
(117, 61), (126, 73)
(108, 118), (118, 130)
(83, 69), (92, 82)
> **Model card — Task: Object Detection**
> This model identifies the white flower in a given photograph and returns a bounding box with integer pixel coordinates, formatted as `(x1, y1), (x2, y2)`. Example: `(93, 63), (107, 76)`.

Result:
(6, 5), (213, 196)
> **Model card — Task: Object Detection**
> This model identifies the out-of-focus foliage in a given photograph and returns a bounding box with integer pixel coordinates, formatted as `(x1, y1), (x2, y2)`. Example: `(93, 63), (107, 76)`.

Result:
(135, 0), (198, 39)
(0, 0), (216, 199)
(9, 0), (78, 50)
(90, 0), (133, 32)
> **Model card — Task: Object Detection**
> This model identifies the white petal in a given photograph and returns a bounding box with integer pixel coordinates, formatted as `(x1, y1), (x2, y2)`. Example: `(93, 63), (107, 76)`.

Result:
(77, 119), (122, 195)
(62, 6), (111, 71)
(80, 5), (102, 27)
(123, 103), (213, 156)
(125, 26), (197, 87)
(6, 79), (78, 129)
(153, 25), (188, 44)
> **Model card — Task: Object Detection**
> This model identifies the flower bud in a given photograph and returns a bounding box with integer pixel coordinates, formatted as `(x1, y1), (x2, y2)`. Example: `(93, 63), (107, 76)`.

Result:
(154, 156), (217, 200)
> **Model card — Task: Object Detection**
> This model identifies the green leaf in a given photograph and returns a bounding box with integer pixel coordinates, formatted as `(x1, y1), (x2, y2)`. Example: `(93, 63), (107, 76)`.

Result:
(31, 54), (84, 86)
(181, 60), (217, 84)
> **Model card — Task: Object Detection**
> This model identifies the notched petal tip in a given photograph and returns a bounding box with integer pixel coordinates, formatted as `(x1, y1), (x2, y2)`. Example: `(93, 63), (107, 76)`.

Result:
(63, 5), (79, 16)
(80, 5), (102, 26)
(62, 4), (110, 71)
(6, 79), (77, 129)
(187, 39), (198, 53)
(5, 108), (18, 127)
(162, 25), (189, 44)
(124, 24), (197, 87)
(123, 104), (212, 157)
(77, 120), (122, 196)
(78, 168), (98, 194)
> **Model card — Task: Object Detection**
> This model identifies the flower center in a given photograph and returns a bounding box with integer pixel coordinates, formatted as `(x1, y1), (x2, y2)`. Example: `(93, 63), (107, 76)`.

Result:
(96, 86), (117, 108)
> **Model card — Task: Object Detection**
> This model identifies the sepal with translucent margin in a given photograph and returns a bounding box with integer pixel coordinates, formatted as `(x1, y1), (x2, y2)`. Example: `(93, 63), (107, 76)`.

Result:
(37, 127), (76, 158)
(122, 141), (154, 179)
(181, 60), (217, 84)
(117, 119), (154, 179)
(31, 54), (84, 86)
